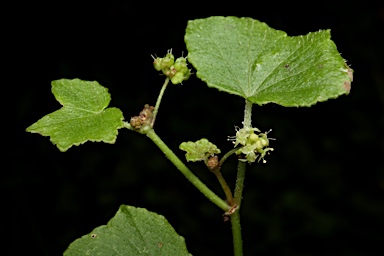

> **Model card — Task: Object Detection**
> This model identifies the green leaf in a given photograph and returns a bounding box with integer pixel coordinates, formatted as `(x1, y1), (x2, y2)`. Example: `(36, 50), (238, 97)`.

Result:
(26, 79), (124, 152)
(179, 138), (221, 162)
(185, 16), (353, 107)
(64, 205), (191, 256)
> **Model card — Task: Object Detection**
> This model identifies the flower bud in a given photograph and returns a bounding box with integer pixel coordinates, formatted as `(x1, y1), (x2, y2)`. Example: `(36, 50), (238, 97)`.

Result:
(130, 116), (142, 129)
(249, 133), (259, 143)
(162, 68), (171, 76)
(183, 69), (191, 81)
(260, 137), (269, 147)
(175, 57), (189, 71)
(171, 72), (185, 84)
(161, 53), (174, 69)
(153, 57), (162, 71)
(207, 156), (219, 171)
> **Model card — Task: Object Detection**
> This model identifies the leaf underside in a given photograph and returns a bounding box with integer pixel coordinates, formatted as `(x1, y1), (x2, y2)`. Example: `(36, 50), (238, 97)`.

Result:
(64, 205), (191, 256)
(185, 16), (353, 107)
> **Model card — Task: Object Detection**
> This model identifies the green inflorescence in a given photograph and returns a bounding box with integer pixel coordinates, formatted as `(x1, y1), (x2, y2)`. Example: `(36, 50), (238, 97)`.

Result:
(152, 49), (192, 84)
(228, 126), (274, 163)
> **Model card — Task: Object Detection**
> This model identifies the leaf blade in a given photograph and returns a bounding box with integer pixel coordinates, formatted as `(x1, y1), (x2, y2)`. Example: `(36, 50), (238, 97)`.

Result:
(26, 79), (124, 151)
(185, 16), (352, 107)
(179, 138), (221, 162)
(64, 205), (191, 256)
(52, 79), (111, 112)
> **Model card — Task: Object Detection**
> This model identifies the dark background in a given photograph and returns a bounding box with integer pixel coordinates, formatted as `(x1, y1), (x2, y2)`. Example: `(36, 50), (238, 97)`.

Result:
(6, 1), (384, 255)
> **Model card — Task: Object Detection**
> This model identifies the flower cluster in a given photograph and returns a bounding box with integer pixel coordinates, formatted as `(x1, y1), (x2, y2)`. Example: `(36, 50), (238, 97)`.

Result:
(152, 49), (191, 84)
(228, 126), (274, 163)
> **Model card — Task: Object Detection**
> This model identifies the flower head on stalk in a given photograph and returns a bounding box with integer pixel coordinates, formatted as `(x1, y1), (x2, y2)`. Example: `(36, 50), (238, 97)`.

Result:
(228, 126), (274, 163)
(151, 49), (192, 84)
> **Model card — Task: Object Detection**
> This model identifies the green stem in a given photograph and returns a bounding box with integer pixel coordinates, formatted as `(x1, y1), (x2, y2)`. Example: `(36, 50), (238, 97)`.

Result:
(231, 210), (243, 256)
(219, 148), (239, 167)
(210, 147), (240, 206)
(233, 161), (246, 207)
(213, 170), (234, 206)
(231, 161), (246, 256)
(146, 129), (230, 212)
(233, 99), (253, 206)
(243, 99), (253, 128)
(231, 99), (253, 256)
(123, 121), (132, 129)
(151, 77), (169, 127)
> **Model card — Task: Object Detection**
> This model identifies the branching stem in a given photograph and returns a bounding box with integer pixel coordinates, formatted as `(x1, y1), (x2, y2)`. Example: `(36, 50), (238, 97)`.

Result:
(219, 148), (239, 167)
(146, 129), (231, 212)
(210, 147), (240, 206)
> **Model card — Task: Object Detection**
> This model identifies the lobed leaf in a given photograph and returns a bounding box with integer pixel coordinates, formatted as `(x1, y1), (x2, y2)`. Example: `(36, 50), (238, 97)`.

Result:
(26, 79), (124, 151)
(180, 138), (221, 162)
(185, 16), (353, 107)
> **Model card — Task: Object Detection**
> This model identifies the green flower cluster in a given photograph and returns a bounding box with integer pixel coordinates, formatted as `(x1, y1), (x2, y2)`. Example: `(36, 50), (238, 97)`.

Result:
(152, 50), (191, 84)
(229, 126), (274, 163)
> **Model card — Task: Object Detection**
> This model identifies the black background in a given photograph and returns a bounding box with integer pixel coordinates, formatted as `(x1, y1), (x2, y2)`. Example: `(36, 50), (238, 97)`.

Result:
(6, 1), (384, 255)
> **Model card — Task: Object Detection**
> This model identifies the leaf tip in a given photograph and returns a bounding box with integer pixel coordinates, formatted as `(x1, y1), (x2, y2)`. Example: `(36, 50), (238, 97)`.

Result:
(25, 126), (33, 133)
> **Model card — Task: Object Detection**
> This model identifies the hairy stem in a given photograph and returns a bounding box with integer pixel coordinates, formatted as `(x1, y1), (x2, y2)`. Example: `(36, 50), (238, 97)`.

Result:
(231, 210), (243, 256)
(243, 99), (253, 128)
(146, 129), (230, 212)
(151, 77), (169, 127)
(231, 99), (253, 256)
(231, 160), (246, 256)
(234, 161), (246, 206)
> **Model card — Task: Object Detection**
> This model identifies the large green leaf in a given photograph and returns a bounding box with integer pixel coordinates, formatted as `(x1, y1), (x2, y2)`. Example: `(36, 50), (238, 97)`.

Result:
(185, 16), (353, 107)
(64, 205), (191, 256)
(26, 79), (124, 152)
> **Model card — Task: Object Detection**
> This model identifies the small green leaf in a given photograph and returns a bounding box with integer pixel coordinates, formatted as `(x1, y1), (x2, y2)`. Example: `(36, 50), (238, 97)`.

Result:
(26, 79), (124, 152)
(179, 138), (221, 162)
(64, 205), (191, 256)
(185, 16), (353, 107)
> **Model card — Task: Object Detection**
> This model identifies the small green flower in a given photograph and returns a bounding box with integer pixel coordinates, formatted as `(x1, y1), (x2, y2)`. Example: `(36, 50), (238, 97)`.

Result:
(152, 50), (192, 83)
(171, 72), (185, 84)
(152, 56), (162, 71)
(174, 57), (188, 73)
(183, 68), (191, 80)
(228, 126), (274, 164)
(162, 67), (172, 76)
(161, 51), (175, 69)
